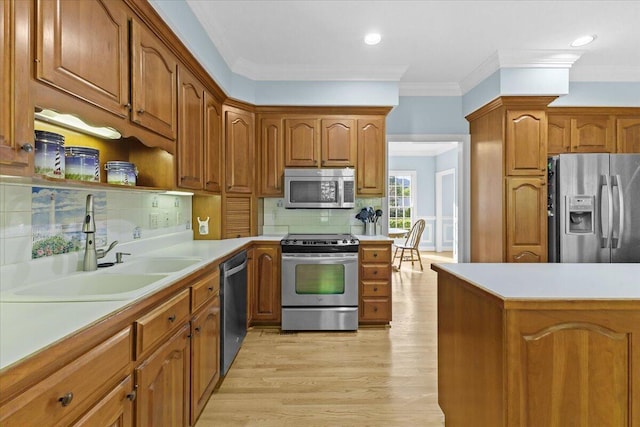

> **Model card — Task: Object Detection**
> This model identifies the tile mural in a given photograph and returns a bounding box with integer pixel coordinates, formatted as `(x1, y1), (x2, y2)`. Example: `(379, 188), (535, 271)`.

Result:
(31, 187), (107, 259)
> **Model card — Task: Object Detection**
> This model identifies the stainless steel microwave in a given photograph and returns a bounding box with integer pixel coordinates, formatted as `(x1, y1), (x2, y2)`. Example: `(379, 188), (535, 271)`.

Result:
(284, 168), (355, 209)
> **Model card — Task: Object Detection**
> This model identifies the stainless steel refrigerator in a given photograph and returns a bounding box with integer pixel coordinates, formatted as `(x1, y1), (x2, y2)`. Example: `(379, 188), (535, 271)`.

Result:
(548, 153), (640, 263)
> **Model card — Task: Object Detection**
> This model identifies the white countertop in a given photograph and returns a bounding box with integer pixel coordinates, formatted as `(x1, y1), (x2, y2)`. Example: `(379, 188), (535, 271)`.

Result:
(433, 263), (640, 300)
(0, 233), (282, 370)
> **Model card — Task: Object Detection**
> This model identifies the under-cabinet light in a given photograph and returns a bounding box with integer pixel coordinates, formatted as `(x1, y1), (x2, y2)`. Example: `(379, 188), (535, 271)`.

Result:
(163, 190), (195, 196)
(35, 109), (122, 139)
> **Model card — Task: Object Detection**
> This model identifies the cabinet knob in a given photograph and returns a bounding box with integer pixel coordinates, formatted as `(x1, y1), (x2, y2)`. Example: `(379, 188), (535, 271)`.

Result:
(126, 390), (137, 401)
(373, 306), (378, 312)
(137, 109), (145, 114)
(21, 143), (34, 153)
(373, 270), (378, 275)
(195, 326), (201, 333)
(373, 253), (378, 257)
(58, 392), (74, 407)
(373, 287), (378, 292)
(168, 314), (176, 322)
(208, 286), (214, 292)
(124, 103), (132, 110)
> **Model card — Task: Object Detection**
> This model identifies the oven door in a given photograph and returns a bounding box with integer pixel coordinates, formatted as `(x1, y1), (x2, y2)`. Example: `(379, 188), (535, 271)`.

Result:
(281, 252), (358, 307)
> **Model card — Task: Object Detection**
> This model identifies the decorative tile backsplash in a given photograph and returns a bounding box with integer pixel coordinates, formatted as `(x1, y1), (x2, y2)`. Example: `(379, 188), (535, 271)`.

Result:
(262, 197), (384, 235)
(0, 183), (192, 266)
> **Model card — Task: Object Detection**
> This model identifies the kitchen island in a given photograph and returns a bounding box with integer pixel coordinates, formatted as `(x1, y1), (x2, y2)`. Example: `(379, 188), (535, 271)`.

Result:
(432, 263), (640, 427)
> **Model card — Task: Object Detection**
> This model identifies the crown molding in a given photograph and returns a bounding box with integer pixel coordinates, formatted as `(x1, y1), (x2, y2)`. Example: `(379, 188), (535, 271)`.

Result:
(460, 49), (585, 94)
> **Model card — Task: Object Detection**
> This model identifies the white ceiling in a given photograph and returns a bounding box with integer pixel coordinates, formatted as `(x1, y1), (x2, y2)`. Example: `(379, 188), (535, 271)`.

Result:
(185, 0), (640, 95)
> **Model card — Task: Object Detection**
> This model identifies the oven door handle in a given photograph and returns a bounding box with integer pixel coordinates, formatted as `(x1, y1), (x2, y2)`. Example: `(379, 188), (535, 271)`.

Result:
(282, 253), (358, 262)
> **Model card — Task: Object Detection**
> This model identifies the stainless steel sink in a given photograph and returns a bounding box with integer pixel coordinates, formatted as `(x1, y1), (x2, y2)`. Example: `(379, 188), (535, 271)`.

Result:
(0, 273), (169, 302)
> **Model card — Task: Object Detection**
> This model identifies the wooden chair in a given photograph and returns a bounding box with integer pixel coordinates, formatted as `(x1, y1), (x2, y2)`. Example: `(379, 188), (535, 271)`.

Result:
(392, 219), (426, 270)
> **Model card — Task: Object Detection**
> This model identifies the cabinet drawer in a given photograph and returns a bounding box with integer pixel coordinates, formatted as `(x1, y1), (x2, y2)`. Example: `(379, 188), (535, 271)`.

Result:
(135, 288), (190, 359)
(361, 246), (391, 263)
(361, 264), (390, 280)
(361, 281), (390, 297)
(191, 269), (220, 312)
(0, 327), (131, 427)
(361, 298), (391, 322)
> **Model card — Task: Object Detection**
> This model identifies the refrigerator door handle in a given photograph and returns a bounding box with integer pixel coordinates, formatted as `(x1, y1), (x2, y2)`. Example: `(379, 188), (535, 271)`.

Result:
(612, 174), (624, 249)
(601, 174), (614, 249)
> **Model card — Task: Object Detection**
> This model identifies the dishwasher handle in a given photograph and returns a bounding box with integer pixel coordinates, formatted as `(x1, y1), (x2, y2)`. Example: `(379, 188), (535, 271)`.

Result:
(223, 258), (248, 278)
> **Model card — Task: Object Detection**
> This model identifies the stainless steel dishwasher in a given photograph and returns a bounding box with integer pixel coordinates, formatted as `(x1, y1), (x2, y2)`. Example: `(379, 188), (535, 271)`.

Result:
(220, 250), (248, 376)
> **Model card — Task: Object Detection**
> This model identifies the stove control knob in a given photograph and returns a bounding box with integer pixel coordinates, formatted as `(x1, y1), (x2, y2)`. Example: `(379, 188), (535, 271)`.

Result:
(342, 239), (347, 244)
(282, 240), (289, 244)
(350, 239), (356, 244)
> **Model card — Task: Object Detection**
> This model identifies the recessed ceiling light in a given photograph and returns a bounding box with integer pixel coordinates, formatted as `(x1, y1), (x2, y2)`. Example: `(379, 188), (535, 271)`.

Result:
(571, 35), (597, 47)
(364, 33), (381, 45)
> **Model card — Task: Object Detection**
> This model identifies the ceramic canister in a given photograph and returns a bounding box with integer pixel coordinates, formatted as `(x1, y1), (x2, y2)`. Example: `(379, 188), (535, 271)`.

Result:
(65, 146), (100, 182)
(105, 161), (138, 186)
(34, 130), (65, 178)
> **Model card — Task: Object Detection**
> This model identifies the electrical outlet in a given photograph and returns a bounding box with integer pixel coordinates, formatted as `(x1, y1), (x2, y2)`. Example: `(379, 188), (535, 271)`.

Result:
(161, 211), (170, 227)
(174, 197), (180, 207)
(176, 211), (182, 224)
(149, 213), (159, 229)
(152, 197), (158, 208)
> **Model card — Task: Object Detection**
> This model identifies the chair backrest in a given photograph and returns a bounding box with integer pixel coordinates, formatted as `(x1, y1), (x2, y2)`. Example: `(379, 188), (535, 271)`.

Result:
(404, 219), (426, 249)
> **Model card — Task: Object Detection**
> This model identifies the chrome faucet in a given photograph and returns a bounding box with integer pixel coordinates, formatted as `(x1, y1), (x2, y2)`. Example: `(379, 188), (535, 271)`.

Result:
(82, 194), (118, 271)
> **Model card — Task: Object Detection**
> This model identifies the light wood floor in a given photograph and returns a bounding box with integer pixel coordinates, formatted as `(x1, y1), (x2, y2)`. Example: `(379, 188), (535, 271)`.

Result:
(196, 251), (453, 426)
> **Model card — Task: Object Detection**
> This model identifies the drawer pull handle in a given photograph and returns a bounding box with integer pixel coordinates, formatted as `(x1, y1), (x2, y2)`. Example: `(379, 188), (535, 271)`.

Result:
(168, 314), (176, 322)
(373, 287), (378, 292)
(373, 306), (378, 312)
(58, 392), (74, 407)
(126, 390), (137, 401)
(373, 253), (378, 257)
(373, 271), (378, 275)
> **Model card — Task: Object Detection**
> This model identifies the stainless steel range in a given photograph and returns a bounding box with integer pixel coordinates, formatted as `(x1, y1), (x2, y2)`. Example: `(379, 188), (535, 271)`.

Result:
(280, 233), (359, 331)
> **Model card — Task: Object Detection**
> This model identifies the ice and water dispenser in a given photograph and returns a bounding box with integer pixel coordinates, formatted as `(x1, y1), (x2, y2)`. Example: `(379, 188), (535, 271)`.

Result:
(565, 196), (595, 234)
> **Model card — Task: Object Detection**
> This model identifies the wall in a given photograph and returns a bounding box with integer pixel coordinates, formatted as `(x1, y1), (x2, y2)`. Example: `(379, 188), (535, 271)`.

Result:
(0, 182), (192, 266)
(262, 197), (384, 236)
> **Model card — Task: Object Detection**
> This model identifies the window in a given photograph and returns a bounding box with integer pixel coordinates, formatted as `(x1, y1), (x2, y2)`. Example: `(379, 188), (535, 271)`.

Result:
(388, 171), (416, 230)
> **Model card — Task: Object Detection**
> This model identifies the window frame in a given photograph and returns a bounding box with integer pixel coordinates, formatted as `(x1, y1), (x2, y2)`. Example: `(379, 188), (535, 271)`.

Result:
(387, 170), (417, 231)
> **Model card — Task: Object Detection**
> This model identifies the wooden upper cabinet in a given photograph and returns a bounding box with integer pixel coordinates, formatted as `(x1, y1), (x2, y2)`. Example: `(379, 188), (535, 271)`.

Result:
(506, 177), (547, 263)
(357, 118), (385, 196)
(284, 118), (319, 167)
(547, 115), (571, 155)
(204, 92), (223, 193)
(0, 0), (33, 175)
(258, 117), (284, 196)
(177, 66), (204, 190)
(616, 118), (640, 153)
(572, 115), (615, 153)
(131, 18), (177, 140)
(35, 0), (129, 118)
(224, 107), (254, 193)
(320, 118), (356, 167)
(506, 110), (547, 176)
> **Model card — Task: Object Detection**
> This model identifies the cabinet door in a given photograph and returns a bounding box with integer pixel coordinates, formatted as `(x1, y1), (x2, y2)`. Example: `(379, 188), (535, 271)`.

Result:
(506, 310), (640, 426)
(71, 375), (134, 427)
(506, 177), (547, 262)
(251, 244), (281, 324)
(131, 19), (177, 140)
(177, 66), (204, 190)
(357, 118), (385, 196)
(190, 296), (220, 425)
(506, 110), (547, 176)
(225, 108), (254, 193)
(36, 0), (129, 118)
(616, 118), (640, 153)
(0, 0), (33, 175)
(204, 91), (223, 193)
(284, 118), (319, 167)
(572, 115), (615, 153)
(135, 324), (190, 427)
(547, 115), (571, 155)
(258, 117), (284, 196)
(321, 118), (356, 167)
(222, 194), (253, 238)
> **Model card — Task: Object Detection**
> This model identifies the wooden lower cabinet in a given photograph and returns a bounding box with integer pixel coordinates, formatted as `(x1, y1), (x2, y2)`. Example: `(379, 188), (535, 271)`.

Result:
(0, 327), (132, 427)
(505, 176), (547, 262)
(358, 242), (392, 325)
(72, 375), (134, 427)
(190, 295), (220, 425)
(135, 323), (190, 427)
(249, 243), (281, 325)
(436, 269), (640, 427)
